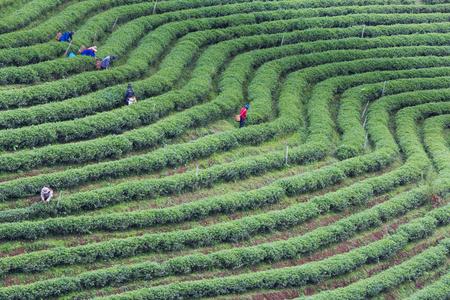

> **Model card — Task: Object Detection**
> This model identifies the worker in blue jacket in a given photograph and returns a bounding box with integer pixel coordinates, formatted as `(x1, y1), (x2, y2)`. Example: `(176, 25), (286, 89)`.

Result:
(59, 31), (74, 42)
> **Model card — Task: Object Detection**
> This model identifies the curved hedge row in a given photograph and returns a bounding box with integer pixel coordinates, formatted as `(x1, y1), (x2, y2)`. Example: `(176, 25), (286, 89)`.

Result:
(0, 0), (161, 48)
(2, 1), (438, 83)
(0, 0), (241, 66)
(304, 102), (450, 300)
(0, 49), (447, 207)
(0, 143), (324, 222)
(0, 0), (425, 66)
(2, 11), (449, 110)
(0, 53), (446, 204)
(0, 154), (439, 275)
(0, 86), (443, 272)
(1, 0), (448, 298)
(407, 271), (450, 300)
(2, 2), (313, 105)
(423, 115), (450, 173)
(1, 10), (386, 126)
(0, 24), (448, 138)
(338, 73), (450, 159)
(90, 212), (450, 300)
(1, 47), (448, 172)
(0, 0), (68, 34)
(0, 184), (438, 299)
(302, 238), (450, 300)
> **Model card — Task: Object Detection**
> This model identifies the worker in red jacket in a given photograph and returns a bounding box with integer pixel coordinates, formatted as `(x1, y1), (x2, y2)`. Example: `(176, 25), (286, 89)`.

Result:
(239, 103), (250, 128)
